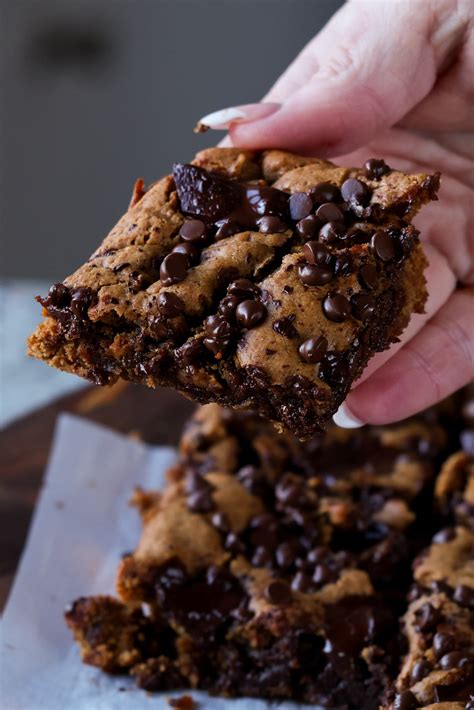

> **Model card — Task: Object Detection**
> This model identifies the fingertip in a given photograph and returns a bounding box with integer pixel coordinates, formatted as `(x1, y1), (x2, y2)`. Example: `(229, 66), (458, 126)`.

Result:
(333, 402), (365, 429)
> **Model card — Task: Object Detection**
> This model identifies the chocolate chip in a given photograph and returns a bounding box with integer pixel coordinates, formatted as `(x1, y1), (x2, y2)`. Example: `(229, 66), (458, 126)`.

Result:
(439, 651), (470, 670)
(172, 242), (201, 266)
(309, 182), (341, 204)
(296, 215), (322, 239)
(70, 287), (94, 319)
(44, 282), (71, 308)
(312, 563), (334, 586)
(410, 660), (432, 683)
(273, 315), (299, 339)
(219, 294), (240, 319)
(414, 603), (440, 632)
(341, 178), (372, 207)
(351, 293), (376, 321)
(303, 241), (333, 266)
(291, 571), (312, 592)
(160, 252), (189, 286)
(432, 527), (456, 544)
(224, 532), (245, 553)
(276, 542), (297, 569)
(333, 253), (353, 276)
(275, 474), (306, 507)
(257, 215), (288, 233)
(214, 218), (240, 240)
(252, 546), (273, 567)
(322, 293), (352, 322)
(158, 292), (185, 317)
(179, 219), (208, 243)
(307, 547), (328, 565)
(453, 584), (474, 608)
(359, 262), (378, 289)
(235, 300), (266, 329)
(265, 580), (292, 605)
(176, 339), (205, 366)
(249, 514), (280, 549)
(371, 230), (396, 261)
(433, 631), (455, 659)
(211, 511), (230, 533)
(393, 690), (418, 710)
(363, 158), (391, 180)
(319, 221), (347, 244)
(186, 471), (215, 512)
(203, 315), (233, 355)
(299, 263), (333, 286)
(236, 465), (268, 497)
(315, 202), (344, 223)
(299, 336), (328, 364)
(460, 429), (474, 454)
(227, 279), (259, 301)
(289, 192), (313, 221)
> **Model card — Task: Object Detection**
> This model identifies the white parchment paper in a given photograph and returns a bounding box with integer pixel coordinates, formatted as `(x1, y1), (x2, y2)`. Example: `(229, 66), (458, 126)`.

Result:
(1, 415), (312, 710)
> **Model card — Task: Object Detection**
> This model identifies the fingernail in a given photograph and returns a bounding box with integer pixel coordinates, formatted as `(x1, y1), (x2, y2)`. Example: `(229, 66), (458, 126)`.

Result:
(333, 402), (364, 429)
(197, 102), (281, 130)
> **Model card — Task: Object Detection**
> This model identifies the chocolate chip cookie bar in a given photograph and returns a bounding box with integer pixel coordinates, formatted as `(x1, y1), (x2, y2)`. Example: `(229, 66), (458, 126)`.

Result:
(29, 148), (439, 437)
(384, 527), (474, 710)
(65, 403), (449, 708)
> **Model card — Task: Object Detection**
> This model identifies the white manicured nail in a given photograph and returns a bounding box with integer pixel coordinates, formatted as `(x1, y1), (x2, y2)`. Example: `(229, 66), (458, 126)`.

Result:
(197, 102), (281, 130)
(198, 107), (248, 130)
(333, 403), (364, 429)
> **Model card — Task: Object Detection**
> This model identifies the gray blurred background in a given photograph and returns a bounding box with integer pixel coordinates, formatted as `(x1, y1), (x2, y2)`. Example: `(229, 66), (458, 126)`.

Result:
(1, 0), (343, 423)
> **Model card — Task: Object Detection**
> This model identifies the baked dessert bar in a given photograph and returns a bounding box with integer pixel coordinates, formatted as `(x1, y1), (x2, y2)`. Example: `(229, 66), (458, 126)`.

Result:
(29, 149), (439, 437)
(66, 401), (459, 709)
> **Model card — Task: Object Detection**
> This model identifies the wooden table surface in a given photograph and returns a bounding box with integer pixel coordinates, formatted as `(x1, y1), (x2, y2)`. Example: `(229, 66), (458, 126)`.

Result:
(0, 382), (195, 611)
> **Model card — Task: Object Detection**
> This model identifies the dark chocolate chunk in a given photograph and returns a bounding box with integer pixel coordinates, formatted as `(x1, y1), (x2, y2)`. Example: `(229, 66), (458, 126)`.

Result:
(359, 262), (378, 289)
(179, 219), (208, 243)
(319, 351), (350, 386)
(322, 293), (352, 322)
(273, 315), (299, 339)
(265, 580), (292, 605)
(214, 218), (240, 240)
(172, 242), (201, 266)
(289, 192), (313, 221)
(173, 163), (243, 222)
(363, 158), (391, 180)
(309, 182), (341, 204)
(224, 532), (245, 553)
(276, 542), (297, 569)
(315, 202), (344, 224)
(351, 293), (376, 321)
(393, 690), (418, 710)
(298, 336), (328, 364)
(235, 300), (267, 329)
(298, 263), (334, 287)
(257, 216), (288, 233)
(70, 287), (94, 320)
(160, 252), (189, 286)
(333, 253), (353, 276)
(176, 339), (205, 366)
(341, 178), (372, 207)
(158, 292), (185, 317)
(371, 231), (396, 261)
(296, 215), (322, 239)
(319, 221), (347, 244)
(185, 471), (215, 513)
(312, 562), (334, 586)
(43, 282), (71, 308)
(252, 546), (273, 567)
(303, 241), (333, 267)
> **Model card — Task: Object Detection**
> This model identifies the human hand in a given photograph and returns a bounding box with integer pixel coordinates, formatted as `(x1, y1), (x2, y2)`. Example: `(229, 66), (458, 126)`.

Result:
(198, 0), (474, 427)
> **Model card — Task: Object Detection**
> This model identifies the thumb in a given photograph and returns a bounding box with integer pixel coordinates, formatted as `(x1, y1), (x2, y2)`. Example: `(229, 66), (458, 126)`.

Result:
(227, 0), (458, 156)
